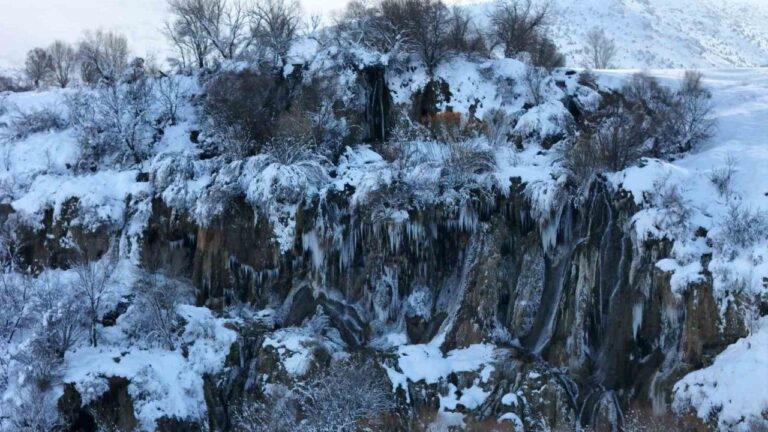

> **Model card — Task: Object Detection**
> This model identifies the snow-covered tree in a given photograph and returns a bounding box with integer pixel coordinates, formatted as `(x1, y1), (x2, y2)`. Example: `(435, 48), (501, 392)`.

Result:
(233, 359), (395, 431)
(73, 251), (117, 347)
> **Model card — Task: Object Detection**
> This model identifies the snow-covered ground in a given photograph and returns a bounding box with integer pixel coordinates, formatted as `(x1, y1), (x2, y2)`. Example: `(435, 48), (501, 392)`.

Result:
(466, 0), (768, 69)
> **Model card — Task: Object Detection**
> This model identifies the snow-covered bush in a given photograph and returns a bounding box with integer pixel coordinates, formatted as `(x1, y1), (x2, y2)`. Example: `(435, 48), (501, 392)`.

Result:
(708, 155), (736, 198)
(12, 277), (86, 388)
(67, 76), (157, 168)
(0, 104), (68, 143)
(2, 385), (62, 432)
(0, 273), (35, 343)
(155, 75), (187, 125)
(652, 177), (693, 236)
(132, 272), (192, 349)
(714, 204), (768, 252)
(441, 139), (496, 191)
(233, 358), (395, 432)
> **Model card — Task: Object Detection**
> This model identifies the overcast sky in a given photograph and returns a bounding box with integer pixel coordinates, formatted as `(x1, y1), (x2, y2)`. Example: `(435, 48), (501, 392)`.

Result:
(0, 0), (368, 69)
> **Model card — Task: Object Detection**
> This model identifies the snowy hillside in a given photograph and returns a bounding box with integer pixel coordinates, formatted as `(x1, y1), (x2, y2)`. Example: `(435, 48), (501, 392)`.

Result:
(467, 0), (768, 68)
(1, 1), (768, 426)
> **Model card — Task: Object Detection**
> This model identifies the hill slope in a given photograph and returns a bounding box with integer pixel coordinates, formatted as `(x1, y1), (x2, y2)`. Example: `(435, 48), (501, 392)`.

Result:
(468, 0), (768, 68)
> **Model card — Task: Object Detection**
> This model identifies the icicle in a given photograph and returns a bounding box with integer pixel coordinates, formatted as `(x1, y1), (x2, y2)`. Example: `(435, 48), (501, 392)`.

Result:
(302, 229), (325, 270)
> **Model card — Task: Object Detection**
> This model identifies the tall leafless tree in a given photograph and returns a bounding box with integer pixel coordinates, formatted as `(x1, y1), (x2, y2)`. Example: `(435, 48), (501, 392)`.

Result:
(24, 48), (53, 88)
(167, 0), (252, 60)
(164, 16), (213, 69)
(250, 0), (302, 66)
(77, 30), (130, 84)
(488, 0), (551, 58)
(584, 27), (616, 69)
(48, 41), (77, 88)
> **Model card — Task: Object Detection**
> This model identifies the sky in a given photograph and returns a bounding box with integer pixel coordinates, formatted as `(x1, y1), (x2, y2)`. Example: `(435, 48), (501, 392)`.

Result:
(0, 0), (363, 69)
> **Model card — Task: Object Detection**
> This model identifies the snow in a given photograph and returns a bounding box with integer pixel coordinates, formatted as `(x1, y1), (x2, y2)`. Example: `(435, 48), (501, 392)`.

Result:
(498, 412), (525, 431)
(63, 304), (235, 431)
(12, 170), (149, 227)
(466, 0), (768, 69)
(597, 68), (768, 430)
(393, 342), (496, 386)
(262, 328), (317, 376)
(673, 317), (768, 431)
(384, 338), (497, 426)
(501, 392), (519, 406)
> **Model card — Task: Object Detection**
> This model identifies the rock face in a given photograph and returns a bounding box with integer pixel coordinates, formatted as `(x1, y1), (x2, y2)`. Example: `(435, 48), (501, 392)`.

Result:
(10, 67), (750, 432)
(129, 175), (743, 430)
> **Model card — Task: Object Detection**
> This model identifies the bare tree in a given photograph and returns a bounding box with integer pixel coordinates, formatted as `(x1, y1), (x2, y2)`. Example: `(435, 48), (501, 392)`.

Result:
(48, 41), (77, 88)
(584, 27), (616, 69)
(250, 0), (302, 66)
(73, 251), (117, 347)
(167, 0), (252, 60)
(156, 75), (187, 125)
(489, 0), (551, 58)
(164, 13), (213, 69)
(77, 30), (130, 84)
(334, 0), (405, 56)
(24, 48), (53, 88)
(379, 0), (452, 74)
(674, 70), (715, 152)
(0, 273), (34, 343)
(445, 6), (486, 55)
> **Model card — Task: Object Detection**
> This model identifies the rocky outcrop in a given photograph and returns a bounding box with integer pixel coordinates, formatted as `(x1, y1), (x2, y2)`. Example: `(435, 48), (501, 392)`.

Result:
(130, 175), (749, 430)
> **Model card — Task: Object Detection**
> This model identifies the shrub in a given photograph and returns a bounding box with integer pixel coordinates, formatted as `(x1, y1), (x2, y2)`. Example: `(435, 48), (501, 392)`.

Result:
(233, 359), (395, 432)
(67, 77), (157, 168)
(133, 272), (191, 349)
(565, 72), (715, 183)
(717, 204), (768, 251)
(203, 70), (279, 157)
(564, 102), (646, 181)
(0, 105), (68, 143)
(441, 139), (496, 191)
(708, 154), (736, 198)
